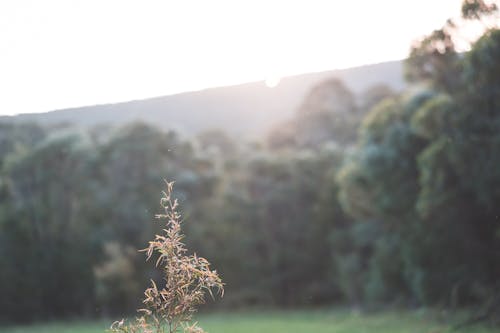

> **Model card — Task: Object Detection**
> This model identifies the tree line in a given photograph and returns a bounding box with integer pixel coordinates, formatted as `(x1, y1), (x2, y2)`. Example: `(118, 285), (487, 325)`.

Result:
(0, 0), (499, 324)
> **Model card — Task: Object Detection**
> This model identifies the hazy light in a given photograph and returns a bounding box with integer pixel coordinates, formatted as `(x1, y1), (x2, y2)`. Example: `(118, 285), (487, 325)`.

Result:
(265, 76), (281, 88)
(0, 0), (464, 115)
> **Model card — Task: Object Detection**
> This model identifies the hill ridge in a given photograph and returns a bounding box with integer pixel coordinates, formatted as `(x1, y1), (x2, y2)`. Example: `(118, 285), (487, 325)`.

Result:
(1, 60), (405, 138)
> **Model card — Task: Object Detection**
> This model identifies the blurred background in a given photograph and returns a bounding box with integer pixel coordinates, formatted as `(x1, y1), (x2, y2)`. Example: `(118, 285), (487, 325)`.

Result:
(0, 0), (499, 331)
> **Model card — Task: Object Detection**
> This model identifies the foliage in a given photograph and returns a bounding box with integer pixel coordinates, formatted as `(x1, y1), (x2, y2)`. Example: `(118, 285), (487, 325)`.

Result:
(267, 78), (366, 149)
(405, 23), (460, 91)
(461, 0), (498, 21)
(337, 24), (500, 308)
(0, 132), (98, 321)
(1, 1), (499, 323)
(405, 0), (498, 92)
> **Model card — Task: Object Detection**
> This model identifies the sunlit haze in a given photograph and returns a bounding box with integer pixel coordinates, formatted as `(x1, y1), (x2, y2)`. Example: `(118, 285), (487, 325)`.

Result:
(0, 0), (464, 115)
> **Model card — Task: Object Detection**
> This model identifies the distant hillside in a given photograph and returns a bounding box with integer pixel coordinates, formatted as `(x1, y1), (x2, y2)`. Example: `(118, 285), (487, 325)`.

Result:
(1, 60), (405, 138)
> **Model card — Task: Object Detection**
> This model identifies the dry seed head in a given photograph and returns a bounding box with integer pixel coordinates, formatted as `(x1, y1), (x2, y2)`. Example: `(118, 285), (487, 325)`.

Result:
(110, 181), (223, 333)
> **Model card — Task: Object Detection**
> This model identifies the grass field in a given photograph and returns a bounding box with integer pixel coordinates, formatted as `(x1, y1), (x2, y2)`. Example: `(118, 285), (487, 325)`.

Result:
(0, 309), (496, 333)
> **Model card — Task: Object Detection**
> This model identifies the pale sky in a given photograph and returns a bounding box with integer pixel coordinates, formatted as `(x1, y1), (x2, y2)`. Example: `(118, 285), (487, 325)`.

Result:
(0, 0), (464, 116)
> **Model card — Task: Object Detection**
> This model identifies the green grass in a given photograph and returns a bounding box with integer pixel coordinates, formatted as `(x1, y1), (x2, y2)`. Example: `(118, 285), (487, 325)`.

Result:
(0, 309), (496, 333)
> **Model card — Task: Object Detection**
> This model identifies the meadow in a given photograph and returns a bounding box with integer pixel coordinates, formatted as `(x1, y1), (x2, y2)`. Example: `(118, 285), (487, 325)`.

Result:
(1, 3), (499, 330)
(0, 310), (495, 333)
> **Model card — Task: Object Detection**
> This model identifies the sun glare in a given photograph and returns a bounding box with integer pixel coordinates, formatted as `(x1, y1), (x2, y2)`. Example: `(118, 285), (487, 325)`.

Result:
(265, 76), (281, 88)
(0, 0), (464, 114)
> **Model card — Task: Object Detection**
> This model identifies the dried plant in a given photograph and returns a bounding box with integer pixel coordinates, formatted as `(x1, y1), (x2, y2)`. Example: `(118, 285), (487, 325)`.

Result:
(110, 181), (224, 333)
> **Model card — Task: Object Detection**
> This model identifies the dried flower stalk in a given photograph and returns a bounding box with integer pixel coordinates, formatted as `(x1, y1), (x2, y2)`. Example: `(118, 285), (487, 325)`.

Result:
(110, 181), (223, 333)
